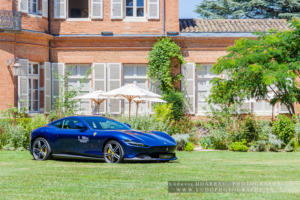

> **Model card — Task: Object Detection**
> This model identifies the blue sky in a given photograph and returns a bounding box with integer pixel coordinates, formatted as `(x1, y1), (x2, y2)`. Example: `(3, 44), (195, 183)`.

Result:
(179, 0), (202, 18)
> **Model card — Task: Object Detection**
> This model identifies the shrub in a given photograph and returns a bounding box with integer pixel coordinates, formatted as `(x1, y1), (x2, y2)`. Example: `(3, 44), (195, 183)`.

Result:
(153, 103), (173, 123)
(249, 140), (269, 152)
(163, 91), (184, 121)
(229, 140), (249, 152)
(272, 115), (295, 144)
(117, 116), (170, 133)
(199, 136), (213, 149)
(168, 116), (195, 135)
(172, 134), (189, 151)
(3, 125), (27, 150)
(284, 138), (299, 152)
(184, 142), (194, 151)
(268, 134), (283, 152)
(210, 128), (230, 150)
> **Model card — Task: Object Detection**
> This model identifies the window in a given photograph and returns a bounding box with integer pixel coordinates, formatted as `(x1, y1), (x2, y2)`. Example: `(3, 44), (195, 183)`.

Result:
(123, 64), (148, 114)
(197, 64), (219, 114)
(83, 117), (130, 130)
(28, 0), (39, 15)
(66, 64), (91, 114)
(126, 0), (145, 17)
(62, 119), (81, 129)
(68, 0), (89, 18)
(52, 120), (63, 128)
(28, 63), (39, 112)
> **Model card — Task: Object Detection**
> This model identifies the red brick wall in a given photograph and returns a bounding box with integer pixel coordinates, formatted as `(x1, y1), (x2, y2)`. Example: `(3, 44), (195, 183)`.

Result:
(0, 32), (50, 110)
(50, 0), (179, 35)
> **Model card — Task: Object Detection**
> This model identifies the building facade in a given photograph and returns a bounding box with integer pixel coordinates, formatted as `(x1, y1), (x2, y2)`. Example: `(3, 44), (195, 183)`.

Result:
(0, 0), (291, 117)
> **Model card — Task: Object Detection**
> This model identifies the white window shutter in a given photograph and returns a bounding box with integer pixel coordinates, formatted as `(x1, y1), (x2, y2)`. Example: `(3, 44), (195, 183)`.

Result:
(181, 63), (196, 114)
(44, 62), (51, 113)
(148, 0), (159, 19)
(42, 0), (48, 17)
(19, 0), (28, 13)
(111, 0), (123, 19)
(51, 63), (65, 107)
(93, 63), (107, 113)
(108, 63), (122, 114)
(91, 0), (103, 19)
(18, 76), (29, 112)
(54, 0), (66, 19)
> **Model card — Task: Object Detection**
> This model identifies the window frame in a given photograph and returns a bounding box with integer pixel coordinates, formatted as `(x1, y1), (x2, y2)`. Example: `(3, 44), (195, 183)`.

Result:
(196, 64), (220, 115)
(66, 64), (92, 114)
(67, 0), (90, 20)
(125, 0), (146, 19)
(27, 62), (40, 113)
(28, 0), (39, 15)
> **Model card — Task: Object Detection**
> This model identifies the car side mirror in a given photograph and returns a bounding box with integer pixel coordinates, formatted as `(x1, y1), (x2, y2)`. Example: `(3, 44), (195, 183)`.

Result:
(125, 123), (131, 128)
(75, 122), (86, 130)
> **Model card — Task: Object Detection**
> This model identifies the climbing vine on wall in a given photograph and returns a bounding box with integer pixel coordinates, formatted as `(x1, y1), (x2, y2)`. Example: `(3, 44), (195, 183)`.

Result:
(147, 37), (185, 93)
(148, 37), (186, 120)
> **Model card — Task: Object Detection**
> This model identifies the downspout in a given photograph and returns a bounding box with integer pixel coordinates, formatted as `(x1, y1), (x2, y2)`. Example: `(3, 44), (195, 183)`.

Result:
(163, 0), (166, 36)
(48, 0), (53, 107)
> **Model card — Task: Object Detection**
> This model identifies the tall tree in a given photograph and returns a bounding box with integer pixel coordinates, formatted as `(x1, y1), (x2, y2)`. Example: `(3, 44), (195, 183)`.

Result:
(196, 0), (300, 19)
(208, 19), (300, 115)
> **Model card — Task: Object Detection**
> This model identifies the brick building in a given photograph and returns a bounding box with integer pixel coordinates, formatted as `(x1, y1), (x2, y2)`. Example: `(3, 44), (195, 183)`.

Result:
(0, 0), (290, 117)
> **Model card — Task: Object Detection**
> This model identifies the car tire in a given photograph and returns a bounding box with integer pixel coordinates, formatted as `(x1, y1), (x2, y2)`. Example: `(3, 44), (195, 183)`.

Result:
(104, 140), (124, 163)
(32, 137), (51, 161)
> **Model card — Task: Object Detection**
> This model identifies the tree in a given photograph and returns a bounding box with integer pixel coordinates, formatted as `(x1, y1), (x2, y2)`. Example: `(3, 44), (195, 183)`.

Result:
(208, 19), (300, 115)
(196, 0), (300, 19)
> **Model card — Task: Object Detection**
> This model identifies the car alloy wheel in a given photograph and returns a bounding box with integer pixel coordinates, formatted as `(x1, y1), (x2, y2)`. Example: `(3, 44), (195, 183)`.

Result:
(104, 140), (124, 163)
(32, 137), (51, 161)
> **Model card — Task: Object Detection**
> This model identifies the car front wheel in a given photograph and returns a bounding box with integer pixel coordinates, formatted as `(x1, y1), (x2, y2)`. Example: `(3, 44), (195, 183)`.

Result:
(104, 140), (124, 163)
(32, 137), (51, 161)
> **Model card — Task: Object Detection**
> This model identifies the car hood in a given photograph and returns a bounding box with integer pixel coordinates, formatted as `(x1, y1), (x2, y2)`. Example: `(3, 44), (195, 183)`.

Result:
(118, 130), (176, 147)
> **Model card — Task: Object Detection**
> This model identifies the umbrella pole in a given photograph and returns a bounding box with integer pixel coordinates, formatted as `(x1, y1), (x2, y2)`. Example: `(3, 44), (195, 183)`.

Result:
(136, 102), (140, 117)
(128, 98), (132, 120)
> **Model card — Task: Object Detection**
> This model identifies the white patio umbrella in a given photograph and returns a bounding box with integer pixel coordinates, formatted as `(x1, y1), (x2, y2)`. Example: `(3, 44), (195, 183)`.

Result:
(73, 90), (108, 114)
(104, 84), (162, 119)
(133, 97), (167, 116)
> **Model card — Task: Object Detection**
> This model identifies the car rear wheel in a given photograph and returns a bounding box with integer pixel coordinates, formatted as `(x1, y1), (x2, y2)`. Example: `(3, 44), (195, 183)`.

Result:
(104, 140), (124, 163)
(32, 137), (51, 161)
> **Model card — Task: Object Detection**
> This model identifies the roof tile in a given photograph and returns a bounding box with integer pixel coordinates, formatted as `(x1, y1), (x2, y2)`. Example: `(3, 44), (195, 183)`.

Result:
(179, 19), (290, 33)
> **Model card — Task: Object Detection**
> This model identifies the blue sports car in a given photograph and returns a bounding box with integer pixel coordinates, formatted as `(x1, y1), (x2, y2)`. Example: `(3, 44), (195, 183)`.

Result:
(30, 116), (177, 163)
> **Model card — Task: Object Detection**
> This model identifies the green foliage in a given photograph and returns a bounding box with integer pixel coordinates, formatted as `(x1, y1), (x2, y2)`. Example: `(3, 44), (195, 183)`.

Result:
(196, 0), (300, 19)
(172, 134), (189, 151)
(116, 116), (170, 133)
(148, 37), (185, 93)
(284, 138), (300, 152)
(199, 136), (213, 149)
(168, 116), (195, 135)
(0, 112), (49, 150)
(184, 142), (195, 152)
(272, 115), (295, 144)
(229, 140), (249, 152)
(208, 19), (300, 115)
(153, 103), (173, 123)
(210, 128), (230, 150)
(249, 140), (269, 152)
(239, 116), (259, 144)
(162, 91), (184, 120)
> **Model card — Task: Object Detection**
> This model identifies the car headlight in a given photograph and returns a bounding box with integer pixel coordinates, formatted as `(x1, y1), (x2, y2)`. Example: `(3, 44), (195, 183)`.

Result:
(124, 139), (148, 147)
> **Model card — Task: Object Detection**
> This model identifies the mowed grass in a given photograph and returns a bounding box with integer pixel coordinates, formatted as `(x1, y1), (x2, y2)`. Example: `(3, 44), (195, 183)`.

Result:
(0, 151), (300, 200)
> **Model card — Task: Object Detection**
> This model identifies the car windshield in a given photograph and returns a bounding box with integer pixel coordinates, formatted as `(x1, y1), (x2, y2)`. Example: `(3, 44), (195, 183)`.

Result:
(83, 117), (130, 130)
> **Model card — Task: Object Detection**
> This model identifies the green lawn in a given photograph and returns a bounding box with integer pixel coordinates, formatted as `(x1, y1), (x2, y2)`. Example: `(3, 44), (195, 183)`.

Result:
(0, 151), (300, 200)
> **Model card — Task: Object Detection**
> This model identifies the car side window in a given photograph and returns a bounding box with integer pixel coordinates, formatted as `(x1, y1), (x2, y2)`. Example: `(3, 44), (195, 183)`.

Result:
(62, 119), (81, 129)
(52, 120), (63, 128)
